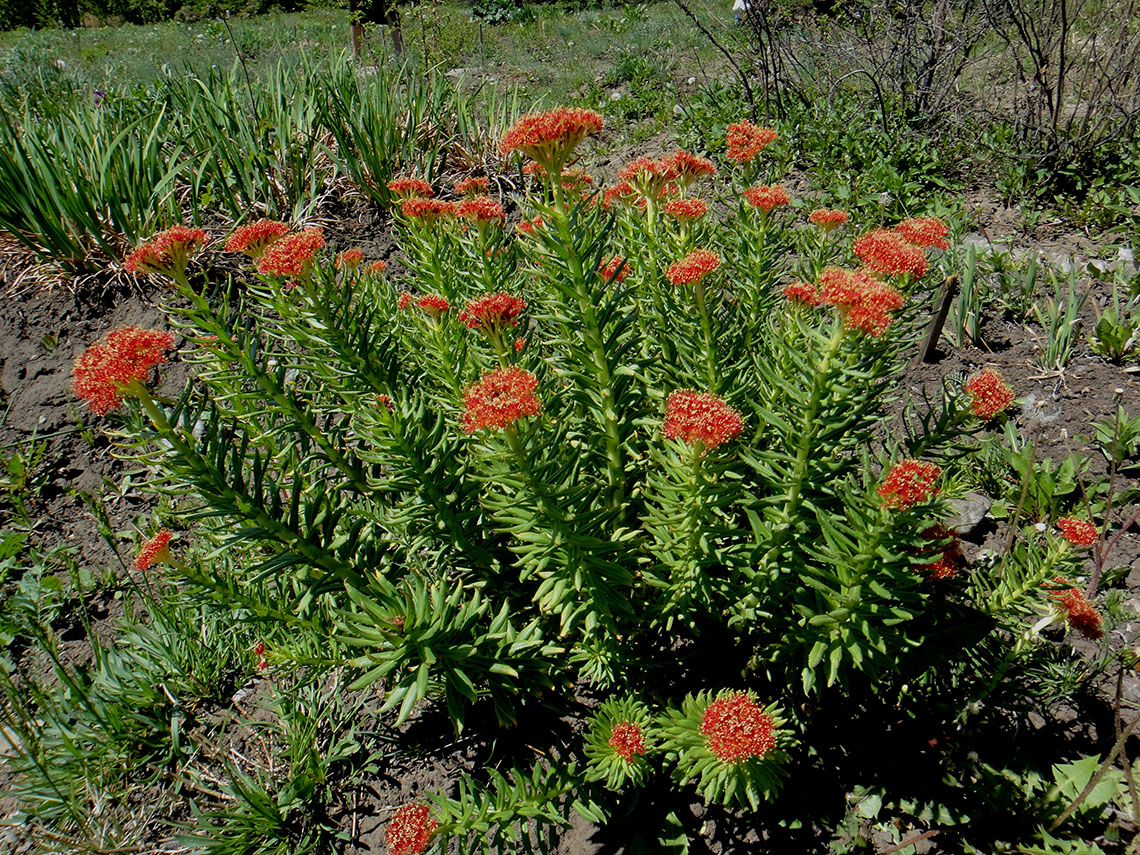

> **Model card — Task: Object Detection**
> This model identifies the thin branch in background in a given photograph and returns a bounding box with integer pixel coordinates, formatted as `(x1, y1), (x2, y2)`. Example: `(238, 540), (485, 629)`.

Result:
(220, 11), (259, 129)
(672, 0), (756, 121)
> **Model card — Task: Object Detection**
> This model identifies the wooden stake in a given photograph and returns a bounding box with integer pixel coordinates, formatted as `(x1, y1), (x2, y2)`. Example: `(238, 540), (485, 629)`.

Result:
(918, 274), (959, 364)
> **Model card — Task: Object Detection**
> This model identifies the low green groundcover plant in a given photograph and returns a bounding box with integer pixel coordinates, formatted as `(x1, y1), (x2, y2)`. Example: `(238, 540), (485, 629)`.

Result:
(68, 109), (1114, 852)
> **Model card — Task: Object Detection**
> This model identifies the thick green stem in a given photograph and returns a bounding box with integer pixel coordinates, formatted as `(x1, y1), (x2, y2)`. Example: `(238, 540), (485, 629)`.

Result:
(551, 183), (626, 513)
(429, 319), (465, 396)
(778, 321), (847, 525)
(694, 280), (718, 390)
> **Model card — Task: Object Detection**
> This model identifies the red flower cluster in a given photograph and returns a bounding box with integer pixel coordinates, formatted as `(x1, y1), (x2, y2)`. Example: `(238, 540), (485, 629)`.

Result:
(386, 803), (437, 855)
(1049, 577), (1104, 639)
(663, 150), (717, 187)
(500, 107), (604, 171)
(598, 255), (630, 283)
(853, 229), (928, 278)
(963, 369), (1015, 420)
(459, 292), (527, 331)
(387, 177), (434, 199)
(253, 640), (268, 671)
(257, 227), (325, 280)
(725, 121), (777, 163)
(337, 248), (364, 269)
(744, 184), (790, 212)
(663, 198), (709, 222)
(457, 195), (506, 225)
(1057, 517), (1098, 547)
(369, 260), (389, 275)
(454, 176), (489, 196)
(417, 294), (450, 315)
(602, 181), (639, 210)
(700, 691), (776, 764)
(559, 168), (595, 191)
(918, 524), (962, 579)
(878, 459), (942, 510)
(134, 529), (173, 571)
(377, 393), (394, 410)
(124, 225), (209, 277)
(608, 721), (646, 761)
(663, 389), (744, 450)
(782, 281), (822, 306)
(72, 327), (176, 415)
(817, 267), (905, 336)
(397, 292), (413, 310)
(401, 198), (459, 223)
(462, 367), (542, 433)
(223, 219), (288, 260)
(618, 157), (679, 199)
(666, 249), (721, 285)
(516, 217), (544, 236)
(809, 208), (849, 231)
(895, 217), (949, 250)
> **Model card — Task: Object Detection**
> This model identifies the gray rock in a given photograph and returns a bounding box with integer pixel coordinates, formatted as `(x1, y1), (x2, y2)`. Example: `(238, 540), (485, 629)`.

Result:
(946, 492), (992, 535)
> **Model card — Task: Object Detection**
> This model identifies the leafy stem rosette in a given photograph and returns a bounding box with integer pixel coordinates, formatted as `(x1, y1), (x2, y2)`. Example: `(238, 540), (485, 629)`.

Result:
(584, 696), (655, 790)
(657, 689), (794, 810)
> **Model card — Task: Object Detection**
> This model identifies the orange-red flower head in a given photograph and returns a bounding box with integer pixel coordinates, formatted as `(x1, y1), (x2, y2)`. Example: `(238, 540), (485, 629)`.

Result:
(853, 229), (928, 278)
(878, 459), (941, 510)
(617, 158), (679, 199)
(700, 691), (776, 764)
(256, 227), (325, 280)
(1049, 576), (1104, 639)
(501, 107), (604, 172)
(369, 260), (389, 275)
(744, 184), (790, 212)
(401, 198), (458, 224)
(725, 121), (777, 163)
(387, 177), (434, 199)
(134, 529), (173, 571)
(895, 217), (949, 250)
(462, 367), (542, 433)
(662, 150), (717, 187)
(516, 216), (544, 236)
(599, 254), (631, 283)
(223, 219), (288, 260)
(603, 181), (640, 210)
(454, 176), (489, 196)
(1057, 517), (1098, 547)
(663, 390), (744, 450)
(337, 248), (364, 270)
(817, 267), (905, 336)
(124, 225), (209, 278)
(72, 327), (176, 415)
(809, 208), (849, 231)
(386, 803), (437, 855)
(782, 281), (822, 306)
(416, 294), (450, 316)
(459, 292), (527, 331)
(964, 369), (1014, 420)
(918, 525), (962, 579)
(457, 195), (506, 226)
(666, 249), (721, 286)
(663, 198), (709, 222)
(608, 721), (646, 761)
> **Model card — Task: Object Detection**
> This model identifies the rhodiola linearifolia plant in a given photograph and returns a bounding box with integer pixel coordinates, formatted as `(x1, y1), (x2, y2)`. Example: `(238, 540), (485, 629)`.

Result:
(72, 109), (1110, 852)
